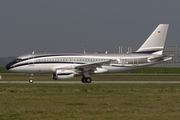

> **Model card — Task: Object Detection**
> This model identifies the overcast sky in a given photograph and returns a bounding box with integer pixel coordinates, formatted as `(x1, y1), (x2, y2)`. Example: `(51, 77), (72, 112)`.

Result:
(0, 0), (180, 57)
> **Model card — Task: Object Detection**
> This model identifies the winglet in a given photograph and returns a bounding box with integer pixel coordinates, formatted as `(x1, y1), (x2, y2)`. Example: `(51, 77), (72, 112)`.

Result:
(136, 24), (169, 55)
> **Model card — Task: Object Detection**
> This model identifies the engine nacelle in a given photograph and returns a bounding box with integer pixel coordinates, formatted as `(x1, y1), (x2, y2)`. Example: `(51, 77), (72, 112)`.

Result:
(52, 69), (75, 80)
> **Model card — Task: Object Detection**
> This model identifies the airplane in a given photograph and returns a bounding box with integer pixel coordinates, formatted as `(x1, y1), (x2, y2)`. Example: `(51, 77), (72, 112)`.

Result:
(6, 24), (172, 83)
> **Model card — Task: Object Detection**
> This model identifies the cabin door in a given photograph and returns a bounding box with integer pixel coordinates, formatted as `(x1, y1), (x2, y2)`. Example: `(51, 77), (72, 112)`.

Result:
(28, 55), (34, 66)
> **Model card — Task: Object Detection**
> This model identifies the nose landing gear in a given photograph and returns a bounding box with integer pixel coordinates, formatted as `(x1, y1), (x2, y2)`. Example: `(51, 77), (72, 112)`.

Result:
(29, 74), (34, 83)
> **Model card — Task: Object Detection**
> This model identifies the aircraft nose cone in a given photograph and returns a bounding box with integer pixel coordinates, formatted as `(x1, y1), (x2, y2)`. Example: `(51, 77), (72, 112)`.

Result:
(6, 63), (12, 70)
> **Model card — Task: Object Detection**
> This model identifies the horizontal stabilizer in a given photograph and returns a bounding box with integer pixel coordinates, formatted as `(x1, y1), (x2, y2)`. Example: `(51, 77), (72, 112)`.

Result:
(148, 55), (173, 63)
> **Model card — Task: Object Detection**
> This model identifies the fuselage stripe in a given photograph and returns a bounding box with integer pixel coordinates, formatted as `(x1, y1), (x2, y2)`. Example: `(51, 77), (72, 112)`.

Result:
(8, 62), (85, 69)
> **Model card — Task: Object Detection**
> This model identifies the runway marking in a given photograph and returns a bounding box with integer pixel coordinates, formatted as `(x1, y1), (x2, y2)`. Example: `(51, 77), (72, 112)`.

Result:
(1, 81), (180, 84)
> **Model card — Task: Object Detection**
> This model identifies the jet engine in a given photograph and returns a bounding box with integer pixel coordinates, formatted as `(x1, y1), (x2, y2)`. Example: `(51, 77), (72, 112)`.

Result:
(52, 69), (75, 80)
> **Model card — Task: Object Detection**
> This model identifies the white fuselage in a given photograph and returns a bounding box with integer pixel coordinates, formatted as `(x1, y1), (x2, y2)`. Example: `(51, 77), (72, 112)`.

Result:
(6, 53), (168, 75)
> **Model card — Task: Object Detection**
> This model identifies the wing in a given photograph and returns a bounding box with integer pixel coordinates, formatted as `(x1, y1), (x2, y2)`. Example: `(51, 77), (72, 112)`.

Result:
(51, 59), (115, 74)
(74, 59), (117, 75)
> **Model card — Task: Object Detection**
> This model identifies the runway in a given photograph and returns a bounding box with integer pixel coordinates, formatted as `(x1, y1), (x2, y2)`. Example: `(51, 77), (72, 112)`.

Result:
(1, 81), (180, 84)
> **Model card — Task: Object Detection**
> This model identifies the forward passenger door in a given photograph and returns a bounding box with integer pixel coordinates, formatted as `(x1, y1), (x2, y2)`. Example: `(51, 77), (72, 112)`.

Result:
(28, 55), (34, 66)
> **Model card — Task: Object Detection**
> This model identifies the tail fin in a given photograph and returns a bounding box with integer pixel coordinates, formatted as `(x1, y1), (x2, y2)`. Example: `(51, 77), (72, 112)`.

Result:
(136, 24), (169, 55)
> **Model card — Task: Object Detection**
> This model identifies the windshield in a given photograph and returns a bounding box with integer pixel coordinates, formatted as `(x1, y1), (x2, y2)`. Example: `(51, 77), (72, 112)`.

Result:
(13, 59), (22, 62)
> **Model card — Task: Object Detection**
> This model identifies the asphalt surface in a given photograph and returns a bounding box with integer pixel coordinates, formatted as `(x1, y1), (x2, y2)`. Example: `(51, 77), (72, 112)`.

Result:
(1, 81), (180, 84)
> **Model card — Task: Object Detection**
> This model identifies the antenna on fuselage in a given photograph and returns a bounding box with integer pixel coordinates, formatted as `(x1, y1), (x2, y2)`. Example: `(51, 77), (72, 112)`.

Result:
(32, 51), (35, 54)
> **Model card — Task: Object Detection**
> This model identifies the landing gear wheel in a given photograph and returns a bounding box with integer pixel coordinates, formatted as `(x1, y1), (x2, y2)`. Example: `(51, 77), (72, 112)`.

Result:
(81, 77), (86, 83)
(86, 77), (92, 83)
(29, 74), (34, 83)
(29, 79), (33, 83)
(81, 77), (92, 83)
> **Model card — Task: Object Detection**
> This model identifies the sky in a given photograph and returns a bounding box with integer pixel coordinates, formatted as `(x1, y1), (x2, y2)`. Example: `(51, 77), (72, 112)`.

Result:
(0, 0), (180, 57)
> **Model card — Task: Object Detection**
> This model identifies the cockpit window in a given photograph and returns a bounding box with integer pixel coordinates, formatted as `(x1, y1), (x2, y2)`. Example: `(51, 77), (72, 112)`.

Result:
(13, 59), (22, 62)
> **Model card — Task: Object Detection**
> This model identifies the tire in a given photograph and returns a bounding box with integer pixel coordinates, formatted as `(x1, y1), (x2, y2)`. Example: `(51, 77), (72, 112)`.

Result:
(29, 79), (33, 83)
(86, 77), (92, 83)
(81, 78), (86, 83)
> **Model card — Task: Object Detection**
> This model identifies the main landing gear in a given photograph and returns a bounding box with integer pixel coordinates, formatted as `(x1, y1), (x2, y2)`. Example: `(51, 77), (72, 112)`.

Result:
(29, 74), (34, 83)
(81, 77), (92, 83)
(81, 71), (92, 83)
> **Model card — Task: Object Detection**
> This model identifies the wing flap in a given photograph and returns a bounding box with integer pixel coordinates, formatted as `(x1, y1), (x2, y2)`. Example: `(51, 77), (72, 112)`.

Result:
(75, 59), (115, 71)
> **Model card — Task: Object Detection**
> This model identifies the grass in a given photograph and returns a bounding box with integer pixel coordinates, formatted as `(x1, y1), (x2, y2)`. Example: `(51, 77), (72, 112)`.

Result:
(123, 67), (180, 73)
(1, 67), (180, 119)
(0, 84), (180, 119)
(0, 67), (12, 73)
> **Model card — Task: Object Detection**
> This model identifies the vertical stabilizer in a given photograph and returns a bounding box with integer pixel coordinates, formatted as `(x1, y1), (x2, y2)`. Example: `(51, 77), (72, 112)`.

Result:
(136, 24), (169, 55)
